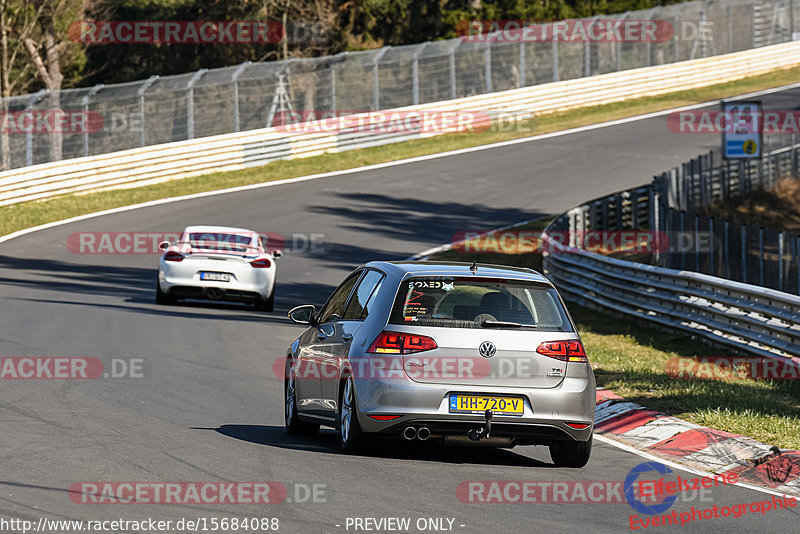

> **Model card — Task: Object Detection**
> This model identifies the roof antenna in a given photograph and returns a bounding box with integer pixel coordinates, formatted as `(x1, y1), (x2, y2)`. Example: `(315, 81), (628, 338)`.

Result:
(470, 261), (478, 274)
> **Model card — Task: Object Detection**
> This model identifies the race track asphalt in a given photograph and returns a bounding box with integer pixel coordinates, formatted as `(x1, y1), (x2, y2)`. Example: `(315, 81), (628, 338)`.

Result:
(1, 88), (799, 533)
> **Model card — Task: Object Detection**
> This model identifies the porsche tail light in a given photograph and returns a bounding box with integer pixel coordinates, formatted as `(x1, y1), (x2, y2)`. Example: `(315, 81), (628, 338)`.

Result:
(164, 251), (185, 262)
(367, 331), (437, 355)
(536, 340), (588, 362)
(250, 258), (272, 268)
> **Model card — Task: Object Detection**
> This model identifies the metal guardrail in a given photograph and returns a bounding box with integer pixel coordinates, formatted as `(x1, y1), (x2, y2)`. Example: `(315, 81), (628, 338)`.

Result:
(542, 154), (800, 362)
(3, 40), (800, 207)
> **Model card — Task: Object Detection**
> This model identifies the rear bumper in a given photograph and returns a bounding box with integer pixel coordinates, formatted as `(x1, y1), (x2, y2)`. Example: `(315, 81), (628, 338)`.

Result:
(158, 260), (274, 301)
(354, 367), (596, 443)
(376, 418), (589, 445)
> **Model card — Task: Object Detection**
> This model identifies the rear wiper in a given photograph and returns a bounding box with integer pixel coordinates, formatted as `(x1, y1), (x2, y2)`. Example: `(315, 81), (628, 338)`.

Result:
(480, 320), (536, 328)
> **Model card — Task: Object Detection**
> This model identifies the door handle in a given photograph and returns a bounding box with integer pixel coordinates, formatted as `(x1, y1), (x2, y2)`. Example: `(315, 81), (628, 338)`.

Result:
(342, 333), (353, 342)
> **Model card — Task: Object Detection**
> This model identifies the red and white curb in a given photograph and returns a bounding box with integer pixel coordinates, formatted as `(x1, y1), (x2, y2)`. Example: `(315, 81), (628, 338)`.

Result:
(595, 388), (800, 496)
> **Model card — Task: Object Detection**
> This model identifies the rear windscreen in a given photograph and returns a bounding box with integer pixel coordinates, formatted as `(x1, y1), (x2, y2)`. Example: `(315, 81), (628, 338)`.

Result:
(388, 276), (572, 331)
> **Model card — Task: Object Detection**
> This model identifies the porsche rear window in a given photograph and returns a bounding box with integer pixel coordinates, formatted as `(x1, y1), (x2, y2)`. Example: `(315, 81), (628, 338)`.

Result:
(187, 233), (255, 251)
(388, 276), (571, 331)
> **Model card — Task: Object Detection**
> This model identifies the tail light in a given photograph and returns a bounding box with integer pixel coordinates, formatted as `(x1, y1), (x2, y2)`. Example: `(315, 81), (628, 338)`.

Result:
(250, 258), (272, 268)
(164, 251), (185, 262)
(367, 331), (437, 355)
(536, 340), (588, 362)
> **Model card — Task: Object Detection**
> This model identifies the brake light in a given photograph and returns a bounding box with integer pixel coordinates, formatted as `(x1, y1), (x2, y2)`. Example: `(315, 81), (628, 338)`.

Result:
(250, 258), (272, 268)
(368, 415), (403, 421)
(536, 340), (588, 362)
(367, 331), (437, 355)
(164, 251), (184, 262)
(565, 422), (591, 430)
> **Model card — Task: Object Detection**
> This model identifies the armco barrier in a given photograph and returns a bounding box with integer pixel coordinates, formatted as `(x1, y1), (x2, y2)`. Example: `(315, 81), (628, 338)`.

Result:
(542, 238), (800, 361)
(542, 181), (800, 364)
(3, 40), (800, 207)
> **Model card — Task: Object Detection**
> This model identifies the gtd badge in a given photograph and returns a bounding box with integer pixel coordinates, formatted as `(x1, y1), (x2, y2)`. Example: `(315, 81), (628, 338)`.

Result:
(479, 341), (496, 358)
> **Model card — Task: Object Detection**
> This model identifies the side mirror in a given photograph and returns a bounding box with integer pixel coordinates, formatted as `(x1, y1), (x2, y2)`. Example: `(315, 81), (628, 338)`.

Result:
(288, 305), (316, 326)
(158, 241), (170, 251)
(273, 249), (282, 258)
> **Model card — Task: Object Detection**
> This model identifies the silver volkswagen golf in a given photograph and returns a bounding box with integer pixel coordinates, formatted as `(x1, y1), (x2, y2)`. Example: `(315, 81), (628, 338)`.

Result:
(283, 261), (595, 467)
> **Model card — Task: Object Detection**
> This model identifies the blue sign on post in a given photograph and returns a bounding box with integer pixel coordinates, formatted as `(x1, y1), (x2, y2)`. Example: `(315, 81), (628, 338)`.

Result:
(722, 100), (762, 159)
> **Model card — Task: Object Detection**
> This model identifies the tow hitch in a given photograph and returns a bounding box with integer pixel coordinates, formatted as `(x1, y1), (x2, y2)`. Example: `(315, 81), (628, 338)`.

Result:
(467, 409), (493, 441)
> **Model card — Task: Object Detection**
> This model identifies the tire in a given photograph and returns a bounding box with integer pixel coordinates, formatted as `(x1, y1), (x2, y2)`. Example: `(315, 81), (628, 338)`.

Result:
(284, 359), (319, 435)
(255, 289), (275, 312)
(549, 434), (592, 468)
(155, 277), (176, 305)
(337, 375), (373, 454)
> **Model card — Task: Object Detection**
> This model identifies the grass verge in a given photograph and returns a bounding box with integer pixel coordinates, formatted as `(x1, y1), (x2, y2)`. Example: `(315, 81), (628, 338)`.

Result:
(4, 67), (800, 238)
(428, 218), (800, 450)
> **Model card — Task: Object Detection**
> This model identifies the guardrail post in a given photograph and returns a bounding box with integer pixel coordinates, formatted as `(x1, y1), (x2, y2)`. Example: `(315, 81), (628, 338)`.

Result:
(741, 224), (747, 283)
(485, 39), (492, 93)
(412, 43), (429, 106)
(137, 75), (158, 147)
(449, 41), (460, 99)
(727, 5), (733, 53)
(709, 217), (715, 276)
(372, 46), (390, 111)
(24, 89), (47, 167)
(695, 214), (701, 272)
(794, 239), (800, 295)
(617, 194), (625, 231)
(759, 226), (765, 287)
(81, 84), (103, 158)
(680, 210), (686, 270)
(185, 69), (208, 140)
(231, 62), (251, 133)
(585, 17), (599, 77)
(519, 41), (525, 87)
(552, 40), (559, 82)
(724, 219), (731, 279)
(779, 231), (785, 291)
(750, 1), (756, 48)
(673, 15), (679, 61)
(631, 192), (639, 230)
(667, 208), (675, 268)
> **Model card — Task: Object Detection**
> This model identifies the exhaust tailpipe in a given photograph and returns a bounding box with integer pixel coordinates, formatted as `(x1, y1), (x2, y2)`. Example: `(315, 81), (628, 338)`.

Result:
(402, 426), (417, 440)
(417, 427), (431, 441)
(206, 287), (225, 300)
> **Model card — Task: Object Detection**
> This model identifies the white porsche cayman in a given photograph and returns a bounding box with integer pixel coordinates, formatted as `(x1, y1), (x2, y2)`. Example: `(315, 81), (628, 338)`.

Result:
(156, 225), (280, 311)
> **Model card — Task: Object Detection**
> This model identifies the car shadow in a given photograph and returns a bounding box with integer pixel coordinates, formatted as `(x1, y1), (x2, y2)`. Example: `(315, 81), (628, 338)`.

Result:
(204, 424), (553, 467)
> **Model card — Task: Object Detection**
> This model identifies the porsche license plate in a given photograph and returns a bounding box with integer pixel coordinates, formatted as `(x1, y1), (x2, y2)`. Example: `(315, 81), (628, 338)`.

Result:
(200, 272), (230, 282)
(449, 394), (524, 416)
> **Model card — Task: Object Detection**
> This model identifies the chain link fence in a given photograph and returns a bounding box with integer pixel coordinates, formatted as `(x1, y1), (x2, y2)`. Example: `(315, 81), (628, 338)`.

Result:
(1, 0), (798, 170)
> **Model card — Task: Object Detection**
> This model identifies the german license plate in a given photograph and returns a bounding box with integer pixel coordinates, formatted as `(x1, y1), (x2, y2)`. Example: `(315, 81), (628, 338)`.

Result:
(200, 272), (230, 282)
(449, 394), (524, 416)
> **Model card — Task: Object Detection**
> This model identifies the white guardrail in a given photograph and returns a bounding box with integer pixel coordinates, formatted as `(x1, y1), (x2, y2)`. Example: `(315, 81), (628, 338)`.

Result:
(3, 40), (800, 206)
